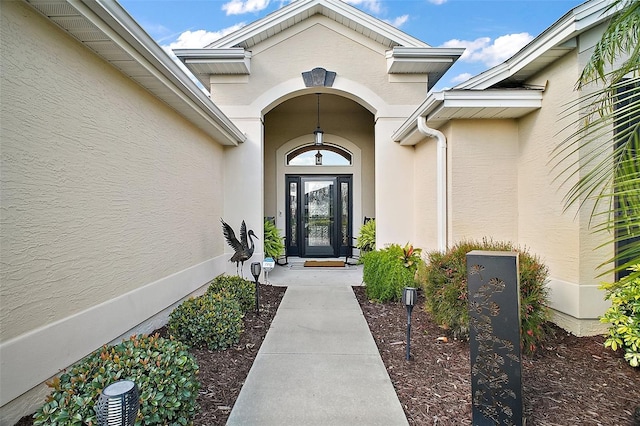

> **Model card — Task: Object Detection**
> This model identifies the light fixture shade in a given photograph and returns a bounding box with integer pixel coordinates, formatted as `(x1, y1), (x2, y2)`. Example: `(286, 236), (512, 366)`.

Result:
(96, 380), (139, 426)
(402, 287), (417, 307)
(251, 261), (261, 279)
(314, 127), (324, 146)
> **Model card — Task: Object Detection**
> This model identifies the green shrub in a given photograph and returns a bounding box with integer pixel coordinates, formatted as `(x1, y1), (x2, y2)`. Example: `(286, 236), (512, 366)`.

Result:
(264, 219), (285, 260)
(356, 219), (376, 252)
(168, 290), (244, 350)
(600, 264), (640, 367)
(205, 274), (255, 313)
(362, 243), (422, 302)
(417, 239), (550, 354)
(34, 334), (199, 426)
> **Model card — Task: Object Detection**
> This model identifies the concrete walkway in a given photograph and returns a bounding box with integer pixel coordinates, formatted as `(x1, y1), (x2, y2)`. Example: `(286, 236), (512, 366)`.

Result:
(226, 261), (408, 425)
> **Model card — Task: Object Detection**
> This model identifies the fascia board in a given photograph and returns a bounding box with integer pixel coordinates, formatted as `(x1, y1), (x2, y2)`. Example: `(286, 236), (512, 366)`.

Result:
(174, 48), (252, 74)
(74, 0), (246, 145)
(208, 0), (428, 49)
(455, 0), (614, 90)
(392, 92), (443, 143)
(393, 89), (542, 145)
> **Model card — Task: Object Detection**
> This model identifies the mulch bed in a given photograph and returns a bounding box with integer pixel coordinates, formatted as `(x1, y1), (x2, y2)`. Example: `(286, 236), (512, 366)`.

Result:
(353, 286), (640, 426)
(15, 284), (640, 426)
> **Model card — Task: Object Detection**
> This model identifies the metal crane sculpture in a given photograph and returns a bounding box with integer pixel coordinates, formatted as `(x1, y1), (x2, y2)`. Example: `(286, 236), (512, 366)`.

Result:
(221, 219), (257, 278)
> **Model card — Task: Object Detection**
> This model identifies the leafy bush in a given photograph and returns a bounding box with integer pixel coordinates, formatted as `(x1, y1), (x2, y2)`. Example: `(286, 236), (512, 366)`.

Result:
(264, 219), (285, 260)
(206, 274), (255, 313)
(168, 290), (244, 350)
(600, 264), (640, 367)
(417, 239), (550, 354)
(356, 219), (376, 252)
(34, 334), (199, 426)
(362, 243), (422, 302)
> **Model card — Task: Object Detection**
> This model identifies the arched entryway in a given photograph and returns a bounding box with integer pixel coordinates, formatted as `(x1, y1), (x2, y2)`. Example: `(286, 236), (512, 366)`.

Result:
(264, 93), (375, 258)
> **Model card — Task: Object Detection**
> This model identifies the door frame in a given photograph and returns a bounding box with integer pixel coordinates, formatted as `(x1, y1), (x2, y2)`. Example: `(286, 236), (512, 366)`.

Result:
(286, 174), (353, 258)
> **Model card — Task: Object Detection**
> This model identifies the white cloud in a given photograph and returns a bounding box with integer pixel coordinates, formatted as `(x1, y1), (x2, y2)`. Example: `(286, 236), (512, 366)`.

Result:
(384, 14), (409, 28)
(440, 32), (533, 67)
(159, 24), (246, 94)
(164, 25), (246, 50)
(344, 0), (382, 14)
(223, 0), (271, 15)
(451, 72), (473, 84)
(428, 0), (448, 4)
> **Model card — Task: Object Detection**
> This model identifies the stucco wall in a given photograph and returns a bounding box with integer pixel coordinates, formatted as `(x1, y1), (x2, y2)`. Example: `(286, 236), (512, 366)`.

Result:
(517, 33), (613, 330)
(0, 2), (227, 418)
(413, 136), (439, 253)
(447, 120), (519, 244)
(210, 17), (428, 109)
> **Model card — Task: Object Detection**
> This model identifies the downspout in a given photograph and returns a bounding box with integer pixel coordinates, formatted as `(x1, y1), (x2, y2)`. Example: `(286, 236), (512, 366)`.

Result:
(417, 117), (447, 251)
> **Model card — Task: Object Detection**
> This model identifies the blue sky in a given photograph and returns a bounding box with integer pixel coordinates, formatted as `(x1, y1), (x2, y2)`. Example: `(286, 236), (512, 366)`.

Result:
(119, 0), (585, 90)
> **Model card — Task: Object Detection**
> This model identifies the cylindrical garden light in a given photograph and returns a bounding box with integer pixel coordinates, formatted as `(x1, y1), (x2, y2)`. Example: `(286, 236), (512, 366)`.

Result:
(251, 261), (261, 315)
(402, 287), (418, 361)
(96, 380), (139, 426)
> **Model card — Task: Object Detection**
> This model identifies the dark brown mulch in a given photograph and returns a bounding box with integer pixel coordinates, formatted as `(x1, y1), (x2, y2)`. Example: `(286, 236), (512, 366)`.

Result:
(13, 284), (286, 426)
(15, 284), (640, 426)
(353, 286), (640, 426)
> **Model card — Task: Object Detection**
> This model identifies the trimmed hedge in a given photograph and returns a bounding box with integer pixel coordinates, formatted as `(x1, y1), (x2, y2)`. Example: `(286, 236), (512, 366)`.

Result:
(417, 239), (550, 354)
(34, 334), (199, 425)
(168, 290), (244, 350)
(205, 274), (255, 313)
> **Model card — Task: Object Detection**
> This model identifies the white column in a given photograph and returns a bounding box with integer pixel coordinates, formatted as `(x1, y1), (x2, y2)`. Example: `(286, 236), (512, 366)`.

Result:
(374, 117), (415, 248)
(223, 117), (264, 276)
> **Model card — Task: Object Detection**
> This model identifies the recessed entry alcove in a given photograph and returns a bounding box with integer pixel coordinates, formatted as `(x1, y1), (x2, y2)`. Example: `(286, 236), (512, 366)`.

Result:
(264, 93), (376, 258)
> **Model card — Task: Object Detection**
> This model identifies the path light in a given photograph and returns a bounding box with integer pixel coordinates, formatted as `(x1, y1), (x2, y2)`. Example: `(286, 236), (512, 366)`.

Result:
(402, 287), (418, 361)
(251, 261), (261, 315)
(96, 380), (139, 426)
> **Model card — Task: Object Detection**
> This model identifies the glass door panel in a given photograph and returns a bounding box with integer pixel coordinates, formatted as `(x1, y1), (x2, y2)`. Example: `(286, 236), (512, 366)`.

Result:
(304, 179), (335, 256)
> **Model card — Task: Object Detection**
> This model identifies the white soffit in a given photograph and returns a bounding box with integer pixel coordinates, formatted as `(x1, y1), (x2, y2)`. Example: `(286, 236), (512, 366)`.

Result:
(386, 47), (465, 90)
(206, 0), (429, 50)
(455, 0), (617, 90)
(393, 89), (543, 145)
(25, 0), (246, 146)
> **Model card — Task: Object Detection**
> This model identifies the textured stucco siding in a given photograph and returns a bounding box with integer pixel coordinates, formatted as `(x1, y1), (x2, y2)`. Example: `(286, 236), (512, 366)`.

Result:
(413, 136), (439, 253)
(447, 120), (519, 244)
(518, 40), (612, 326)
(210, 16), (428, 109)
(1, 2), (226, 417)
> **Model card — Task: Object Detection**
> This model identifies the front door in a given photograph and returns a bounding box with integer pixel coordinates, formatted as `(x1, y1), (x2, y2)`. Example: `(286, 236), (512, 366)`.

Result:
(286, 175), (352, 258)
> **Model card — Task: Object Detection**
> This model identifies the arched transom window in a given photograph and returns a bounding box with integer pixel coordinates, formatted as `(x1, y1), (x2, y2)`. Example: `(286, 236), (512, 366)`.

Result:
(286, 144), (352, 166)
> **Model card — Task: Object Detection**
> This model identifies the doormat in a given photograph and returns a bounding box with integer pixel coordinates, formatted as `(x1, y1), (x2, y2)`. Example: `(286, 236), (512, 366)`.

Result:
(303, 260), (345, 267)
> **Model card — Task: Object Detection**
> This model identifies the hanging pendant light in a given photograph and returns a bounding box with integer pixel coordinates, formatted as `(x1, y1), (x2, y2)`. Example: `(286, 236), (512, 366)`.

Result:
(313, 93), (324, 146)
(315, 150), (323, 165)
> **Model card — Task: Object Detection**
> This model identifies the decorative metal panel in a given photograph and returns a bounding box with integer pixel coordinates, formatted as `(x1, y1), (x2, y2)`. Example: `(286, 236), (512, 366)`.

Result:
(466, 251), (523, 426)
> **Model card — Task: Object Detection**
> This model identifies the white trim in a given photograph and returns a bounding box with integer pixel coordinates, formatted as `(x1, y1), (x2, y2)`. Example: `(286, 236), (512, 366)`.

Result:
(207, 0), (428, 50)
(0, 256), (226, 407)
(454, 0), (617, 90)
(392, 89), (543, 143)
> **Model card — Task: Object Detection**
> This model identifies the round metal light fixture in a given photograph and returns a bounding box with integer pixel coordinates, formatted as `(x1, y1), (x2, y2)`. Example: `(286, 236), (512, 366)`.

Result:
(96, 380), (139, 426)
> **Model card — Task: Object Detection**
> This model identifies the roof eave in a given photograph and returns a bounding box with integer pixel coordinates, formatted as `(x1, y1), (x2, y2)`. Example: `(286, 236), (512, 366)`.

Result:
(207, 0), (429, 50)
(455, 0), (617, 90)
(393, 89), (543, 145)
(25, 0), (246, 146)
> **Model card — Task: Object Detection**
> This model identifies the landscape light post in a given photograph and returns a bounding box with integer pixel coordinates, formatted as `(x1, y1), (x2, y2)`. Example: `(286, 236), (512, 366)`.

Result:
(402, 287), (418, 361)
(96, 380), (139, 426)
(251, 262), (261, 315)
